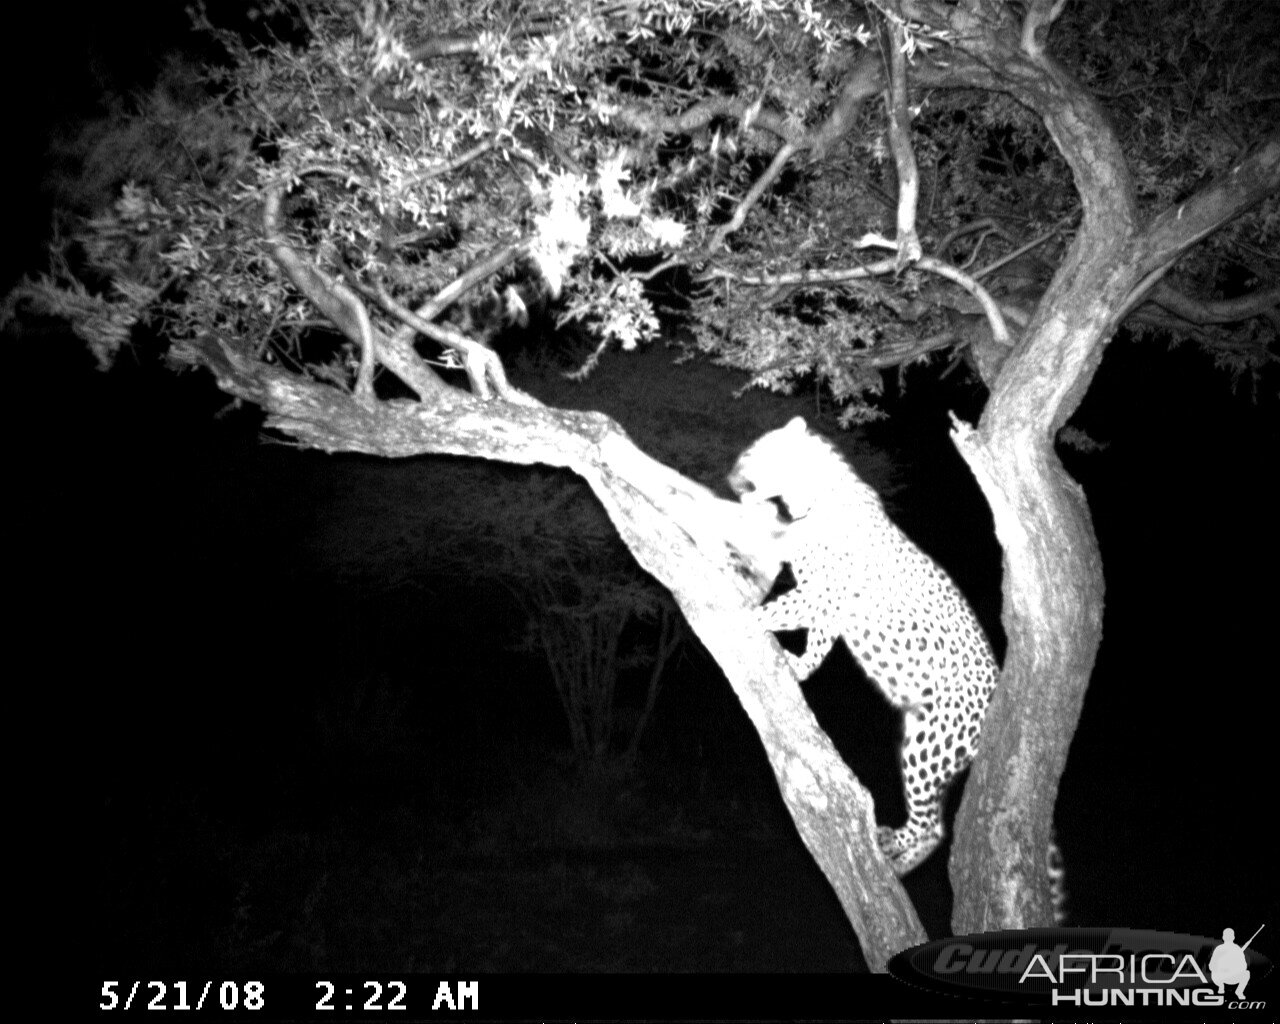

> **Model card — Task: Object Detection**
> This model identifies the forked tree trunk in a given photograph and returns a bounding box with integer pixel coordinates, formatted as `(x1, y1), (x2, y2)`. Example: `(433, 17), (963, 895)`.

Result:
(902, 3), (1280, 933)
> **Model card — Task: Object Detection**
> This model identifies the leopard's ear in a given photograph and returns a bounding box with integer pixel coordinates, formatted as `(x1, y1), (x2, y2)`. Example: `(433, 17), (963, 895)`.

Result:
(783, 416), (808, 434)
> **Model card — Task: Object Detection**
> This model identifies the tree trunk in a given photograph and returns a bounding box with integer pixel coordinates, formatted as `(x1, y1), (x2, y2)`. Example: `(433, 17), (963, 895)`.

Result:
(943, 50), (1279, 928)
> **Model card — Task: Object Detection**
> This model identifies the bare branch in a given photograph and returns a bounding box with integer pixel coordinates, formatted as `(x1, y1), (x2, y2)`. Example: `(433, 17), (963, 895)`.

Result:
(345, 276), (377, 406)
(1020, 0), (1070, 58)
(938, 218), (1010, 260)
(861, 327), (966, 368)
(616, 94), (802, 147)
(884, 20), (922, 266)
(922, 259), (1014, 348)
(707, 141), (800, 252)
(1139, 134), (1280, 276)
(1126, 306), (1280, 362)
(418, 137), (499, 182)
(374, 334), (455, 400)
(390, 242), (529, 349)
(855, 233), (1013, 347)
(701, 258), (900, 288)
(359, 276), (541, 406)
(809, 56), (881, 161)
(263, 182), (378, 406)
(1117, 135), (1280, 324)
(261, 174), (451, 401)
(973, 221), (1072, 280)
(263, 181), (363, 342)
(409, 34), (481, 60)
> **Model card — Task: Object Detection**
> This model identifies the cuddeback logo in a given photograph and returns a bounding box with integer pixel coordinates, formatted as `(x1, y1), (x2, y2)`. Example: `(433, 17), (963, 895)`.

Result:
(889, 925), (1271, 1010)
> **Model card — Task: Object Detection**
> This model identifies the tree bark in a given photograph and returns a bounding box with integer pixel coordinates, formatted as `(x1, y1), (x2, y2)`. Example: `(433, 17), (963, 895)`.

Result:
(953, 115), (1278, 940)
(899, 5), (1280, 932)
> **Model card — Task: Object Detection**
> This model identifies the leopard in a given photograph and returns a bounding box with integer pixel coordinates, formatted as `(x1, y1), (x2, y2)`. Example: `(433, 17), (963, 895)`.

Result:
(727, 415), (1001, 876)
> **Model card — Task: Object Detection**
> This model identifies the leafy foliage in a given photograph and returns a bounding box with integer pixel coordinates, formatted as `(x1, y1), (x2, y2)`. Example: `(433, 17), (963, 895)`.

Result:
(6, 0), (1275, 409)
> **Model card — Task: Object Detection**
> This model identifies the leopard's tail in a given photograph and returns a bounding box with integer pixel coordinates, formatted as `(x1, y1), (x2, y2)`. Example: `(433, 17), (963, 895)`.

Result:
(1047, 830), (1068, 925)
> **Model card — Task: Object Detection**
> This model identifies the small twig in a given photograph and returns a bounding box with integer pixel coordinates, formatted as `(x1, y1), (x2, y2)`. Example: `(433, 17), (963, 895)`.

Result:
(974, 218), (1074, 280)
(390, 241), (529, 348)
(938, 218), (1006, 259)
(707, 141), (799, 252)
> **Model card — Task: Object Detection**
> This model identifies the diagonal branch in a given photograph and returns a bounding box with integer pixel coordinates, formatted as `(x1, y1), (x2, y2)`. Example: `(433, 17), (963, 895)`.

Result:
(706, 142), (799, 253)
(1137, 133), (1280, 277)
(389, 241), (529, 349)
(357, 276), (540, 405)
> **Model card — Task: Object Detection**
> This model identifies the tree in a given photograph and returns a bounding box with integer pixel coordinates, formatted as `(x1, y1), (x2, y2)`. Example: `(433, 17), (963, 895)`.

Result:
(310, 447), (689, 776)
(467, 469), (687, 775)
(9, 0), (1277, 971)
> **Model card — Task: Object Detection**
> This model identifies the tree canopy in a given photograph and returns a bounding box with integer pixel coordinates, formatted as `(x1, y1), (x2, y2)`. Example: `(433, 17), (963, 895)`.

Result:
(12, 0), (1278, 971)
(12, 0), (1276, 408)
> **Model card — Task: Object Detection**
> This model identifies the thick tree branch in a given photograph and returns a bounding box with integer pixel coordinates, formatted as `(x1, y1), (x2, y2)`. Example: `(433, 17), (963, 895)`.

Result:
(182, 328), (927, 968)
(615, 95), (802, 147)
(1150, 280), (1280, 326)
(262, 177), (451, 402)
(1125, 306), (1280, 362)
(358, 275), (539, 405)
(855, 233), (1013, 348)
(1136, 134), (1280, 278)
(1020, 0), (1070, 58)
(261, 168), (533, 403)
(810, 56), (881, 161)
